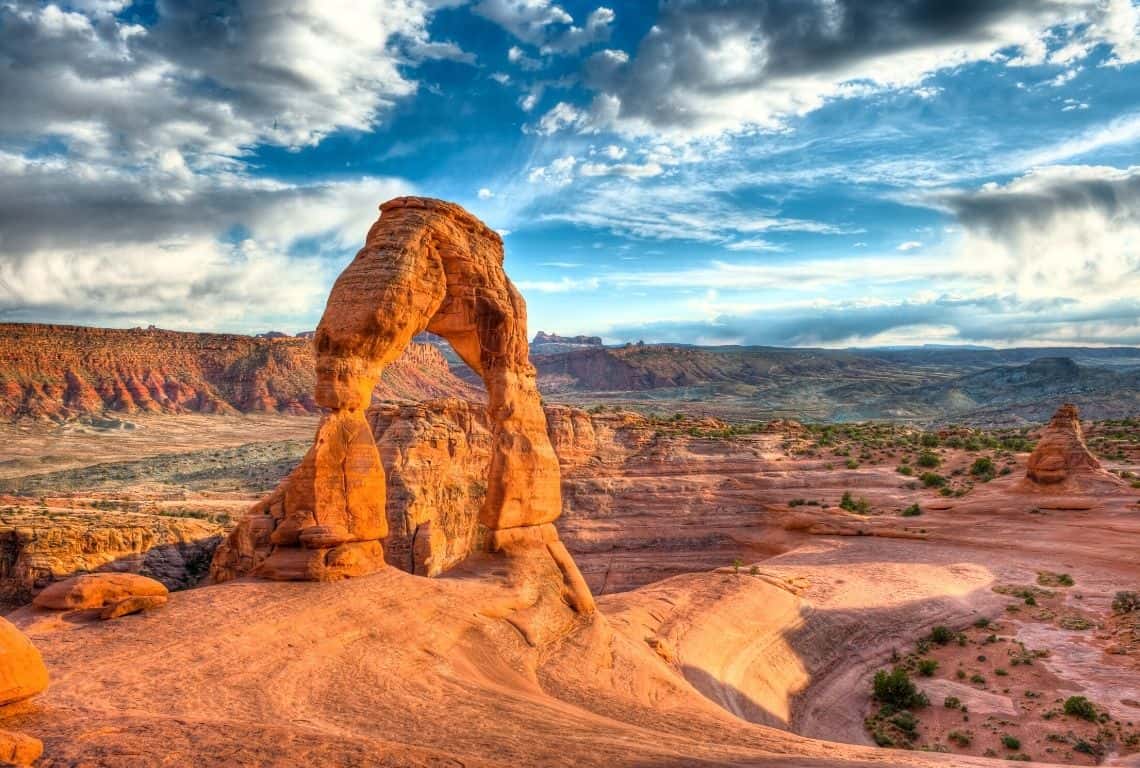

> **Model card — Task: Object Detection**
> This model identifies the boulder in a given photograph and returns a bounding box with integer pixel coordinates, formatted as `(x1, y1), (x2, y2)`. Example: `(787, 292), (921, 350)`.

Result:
(32, 572), (168, 611)
(0, 729), (42, 766)
(0, 617), (48, 707)
(100, 594), (169, 620)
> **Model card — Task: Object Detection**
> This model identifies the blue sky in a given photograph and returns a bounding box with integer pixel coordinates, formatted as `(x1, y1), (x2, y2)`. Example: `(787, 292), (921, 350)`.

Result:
(1, 0), (1139, 347)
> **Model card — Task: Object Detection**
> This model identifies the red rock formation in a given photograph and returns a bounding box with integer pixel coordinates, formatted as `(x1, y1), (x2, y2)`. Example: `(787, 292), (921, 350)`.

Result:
(0, 729), (42, 765)
(0, 509), (222, 607)
(213, 198), (593, 613)
(1024, 404), (1125, 490)
(0, 617), (47, 707)
(0, 324), (478, 420)
(32, 572), (168, 611)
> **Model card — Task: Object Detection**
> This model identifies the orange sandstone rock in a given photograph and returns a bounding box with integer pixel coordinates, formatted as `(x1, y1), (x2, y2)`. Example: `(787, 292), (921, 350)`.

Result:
(0, 729), (42, 766)
(0, 617), (48, 707)
(1026, 404), (1106, 484)
(212, 198), (593, 613)
(100, 594), (169, 620)
(32, 572), (168, 611)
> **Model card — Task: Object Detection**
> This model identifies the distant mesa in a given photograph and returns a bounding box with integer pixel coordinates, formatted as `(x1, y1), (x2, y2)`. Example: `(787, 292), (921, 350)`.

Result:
(532, 331), (603, 347)
(255, 330), (290, 340)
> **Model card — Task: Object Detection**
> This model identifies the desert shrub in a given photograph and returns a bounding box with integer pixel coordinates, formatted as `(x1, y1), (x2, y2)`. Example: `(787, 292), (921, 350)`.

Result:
(917, 659), (938, 677)
(846, 458), (860, 469)
(890, 711), (919, 735)
(920, 433), (940, 448)
(872, 668), (928, 710)
(1001, 735), (1021, 750)
(840, 491), (871, 514)
(920, 472), (946, 488)
(929, 625), (954, 645)
(970, 674), (985, 684)
(917, 451), (941, 468)
(947, 730), (972, 747)
(973, 617), (990, 628)
(995, 668), (1008, 676)
(970, 457), (995, 479)
(901, 503), (922, 517)
(897, 464), (913, 476)
(789, 498), (807, 507)
(943, 696), (962, 709)
(1113, 590), (1140, 614)
(1063, 696), (1098, 721)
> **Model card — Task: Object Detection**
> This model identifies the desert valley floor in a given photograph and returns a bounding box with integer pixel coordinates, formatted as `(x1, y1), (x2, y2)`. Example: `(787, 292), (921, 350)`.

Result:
(2, 403), (1138, 767)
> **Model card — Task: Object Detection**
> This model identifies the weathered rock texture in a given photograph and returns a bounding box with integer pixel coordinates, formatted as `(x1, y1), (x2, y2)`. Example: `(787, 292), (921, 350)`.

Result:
(32, 572), (168, 611)
(1024, 403), (1125, 490)
(0, 323), (478, 420)
(0, 616), (48, 707)
(0, 508), (221, 607)
(0, 728), (42, 766)
(213, 198), (593, 612)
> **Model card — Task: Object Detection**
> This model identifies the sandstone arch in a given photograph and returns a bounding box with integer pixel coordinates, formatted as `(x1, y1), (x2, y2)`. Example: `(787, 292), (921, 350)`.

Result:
(211, 198), (593, 613)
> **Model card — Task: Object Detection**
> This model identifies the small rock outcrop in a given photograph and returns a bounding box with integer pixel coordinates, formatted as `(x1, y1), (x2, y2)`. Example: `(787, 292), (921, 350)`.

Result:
(1026, 404), (1102, 483)
(0, 728), (42, 766)
(32, 572), (169, 613)
(212, 198), (594, 613)
(0, 617), (48, 707)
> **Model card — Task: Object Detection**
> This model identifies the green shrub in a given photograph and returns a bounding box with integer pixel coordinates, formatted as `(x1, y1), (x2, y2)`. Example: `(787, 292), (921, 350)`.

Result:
(1001, 735), (1020, 750)
(970, 456), (995, 478)
(840, 491), (871, 514)
(917, 659), (938, 677)
(947, 730), (971, 747)
(1113, 590), (1140, 614)
(872, 668), (928, 710)
(943, 696), (962, 709)
(917, 451), (941, 468)
(901, 503), (922, 517)
(846, 458), (860, 469)
(973, 617), (990, 628)
(897, 464), (913, 476)
(929, 625), (954, 645)
(1063, 695), (1098, 721)
(920, 472), (946, 488)
(890, 711), (919, 734)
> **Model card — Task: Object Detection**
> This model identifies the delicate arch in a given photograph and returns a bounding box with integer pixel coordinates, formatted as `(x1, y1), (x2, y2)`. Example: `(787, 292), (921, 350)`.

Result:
(210, 198), (591, 612)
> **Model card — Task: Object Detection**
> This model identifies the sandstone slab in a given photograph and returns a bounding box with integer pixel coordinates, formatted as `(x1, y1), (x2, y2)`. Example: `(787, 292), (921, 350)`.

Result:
(32, 572), (168, 611)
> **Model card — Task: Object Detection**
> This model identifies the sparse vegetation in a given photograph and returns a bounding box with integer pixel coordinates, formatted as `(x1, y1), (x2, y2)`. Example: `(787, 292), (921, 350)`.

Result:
(1063, 696), (1098, 721)
(901, 503), (922, 517)
(872, 668), (928, 710)
(1113, 590), (1140, 614)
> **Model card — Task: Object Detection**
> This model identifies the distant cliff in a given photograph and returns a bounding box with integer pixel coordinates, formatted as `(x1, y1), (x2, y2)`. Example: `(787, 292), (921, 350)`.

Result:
(0, 323), (481, 420)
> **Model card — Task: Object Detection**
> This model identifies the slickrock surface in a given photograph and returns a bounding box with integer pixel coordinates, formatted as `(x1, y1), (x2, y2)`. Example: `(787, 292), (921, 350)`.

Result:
(32, 573), (168, 611)
(0, 507), (221, 607)
(214, 198), (591, 613)
(0, 323), (477, 420)
(1024, 403), (1127, 491)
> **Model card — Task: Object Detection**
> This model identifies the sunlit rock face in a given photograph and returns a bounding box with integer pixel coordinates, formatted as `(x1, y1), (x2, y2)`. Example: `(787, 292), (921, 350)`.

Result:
(1026, 403), (1103, 484)
(210, 198), (592, 611)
